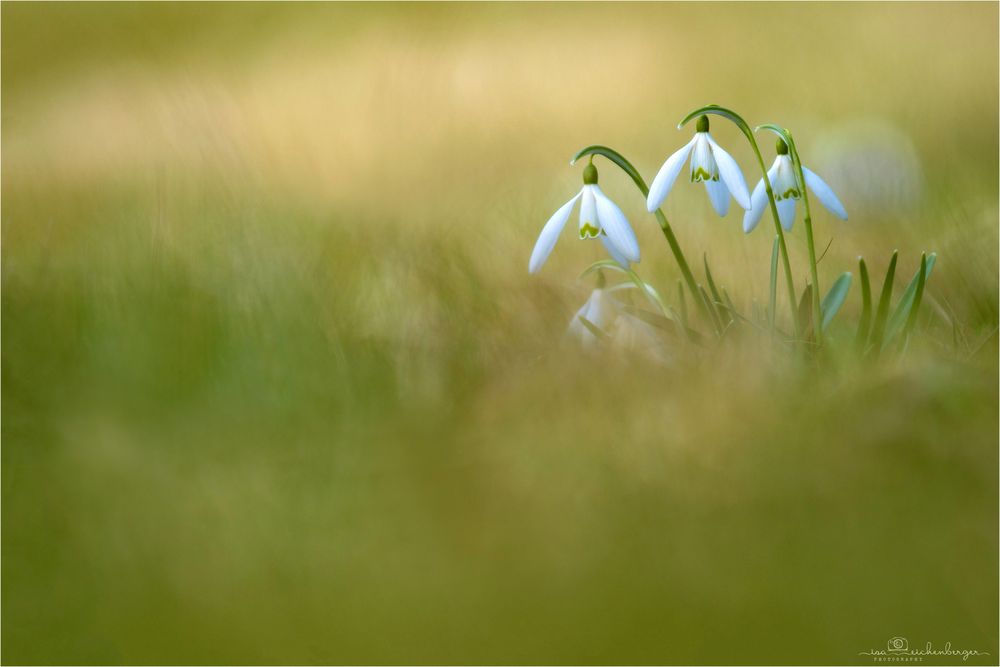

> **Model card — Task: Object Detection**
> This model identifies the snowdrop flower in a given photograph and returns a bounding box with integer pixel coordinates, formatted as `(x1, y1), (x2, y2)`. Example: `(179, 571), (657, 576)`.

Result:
(529, 163), (641, 274)
(647, 115), (751, 217)
(743, 139), (848, 233)
(567, 283), (618, 347)
(565, 280), (674, 363)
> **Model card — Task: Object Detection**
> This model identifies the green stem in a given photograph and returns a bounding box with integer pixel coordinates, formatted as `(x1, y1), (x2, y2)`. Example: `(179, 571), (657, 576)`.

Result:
(787, 137), (823, 345)
(570, 144), (714, 329)
(678, 106), (800, 339)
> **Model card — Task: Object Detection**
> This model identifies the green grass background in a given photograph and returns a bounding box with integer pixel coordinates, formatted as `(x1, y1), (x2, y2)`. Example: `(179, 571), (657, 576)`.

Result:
(2, 2), (998, 664)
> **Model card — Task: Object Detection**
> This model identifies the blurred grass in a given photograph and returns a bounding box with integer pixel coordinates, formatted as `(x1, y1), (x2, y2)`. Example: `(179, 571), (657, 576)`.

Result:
(2, 2), (998, 664)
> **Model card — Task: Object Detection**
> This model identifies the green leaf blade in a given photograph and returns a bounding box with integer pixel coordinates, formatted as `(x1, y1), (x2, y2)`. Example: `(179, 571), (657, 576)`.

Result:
(820, 272), (853, 331)
(884, 252), (936, 348)
(869, 250), (899, 350)
(854, 257), (872, 351)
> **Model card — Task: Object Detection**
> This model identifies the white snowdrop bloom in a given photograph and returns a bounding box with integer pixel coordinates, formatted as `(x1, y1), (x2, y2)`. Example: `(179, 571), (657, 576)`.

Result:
(647, 115), (751, 217)
(529, 163), (641, 274)
(743, 139), (849, 233)
(566, 286), (618, 347)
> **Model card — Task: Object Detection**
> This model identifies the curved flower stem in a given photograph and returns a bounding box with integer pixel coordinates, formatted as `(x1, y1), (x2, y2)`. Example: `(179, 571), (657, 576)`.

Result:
(571, 145), (715, 330)
(679, 106), (800, 340)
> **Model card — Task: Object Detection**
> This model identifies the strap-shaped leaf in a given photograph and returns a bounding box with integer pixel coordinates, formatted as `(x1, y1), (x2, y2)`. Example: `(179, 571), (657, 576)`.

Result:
(578, 315), (609, 341)
(820, 272), (852, 331)
(868, 250), (899, 350)
(699, 284), (723, 335)
(854, 257), (872, 351)
(900, 253), (931, 341)
(883, 252), (936, 348)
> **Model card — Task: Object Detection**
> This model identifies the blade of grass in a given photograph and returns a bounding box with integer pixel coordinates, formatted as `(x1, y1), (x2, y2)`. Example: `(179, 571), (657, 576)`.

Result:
(884, 252), (936, 348)
(854, 257), (872, 352)
(721, 287), (738, 320)
(868, 249), (899, 351)
(699, 284), (723, 335)
(900, 253), (929, 344)
(578, 315), (609, 341)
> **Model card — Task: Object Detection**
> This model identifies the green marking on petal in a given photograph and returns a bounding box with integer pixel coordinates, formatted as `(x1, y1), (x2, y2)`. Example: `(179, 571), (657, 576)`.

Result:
(780, 188), (801, 200)
(691, 167), (714, 183)
(579, 223), (601, 239)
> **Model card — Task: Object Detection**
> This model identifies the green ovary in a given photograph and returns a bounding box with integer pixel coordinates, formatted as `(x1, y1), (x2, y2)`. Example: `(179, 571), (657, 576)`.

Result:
(579, 223), (601, 239)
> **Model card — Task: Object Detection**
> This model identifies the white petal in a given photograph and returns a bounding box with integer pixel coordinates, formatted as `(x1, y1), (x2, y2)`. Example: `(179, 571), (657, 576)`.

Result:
(777, 198), (796, 231)
(579, 185), (599, 238)
(707, 135), (751, 209)
(743, 179), (768, 233)
(743, 159), (780, 233)
(583, 289), (614, 330)
(529, 191), (581, 273)
(599, 234), (630, 269)
(772, 155), (798, 199)
(592, 186), (640, 263)
(704, 179), (730, 217)
(689, 133), (715, 182)
(802, 166), (848, 220)
(646, 136), (696, 212)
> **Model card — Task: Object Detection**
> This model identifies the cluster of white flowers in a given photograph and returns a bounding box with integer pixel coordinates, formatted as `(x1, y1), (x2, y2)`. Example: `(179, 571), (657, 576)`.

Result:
(528, 113), (849, 349)
(530, 116), (847, 276)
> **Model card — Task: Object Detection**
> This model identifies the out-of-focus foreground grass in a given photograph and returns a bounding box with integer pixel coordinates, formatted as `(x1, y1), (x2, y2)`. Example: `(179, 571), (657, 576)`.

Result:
(2, 3), (998, 664)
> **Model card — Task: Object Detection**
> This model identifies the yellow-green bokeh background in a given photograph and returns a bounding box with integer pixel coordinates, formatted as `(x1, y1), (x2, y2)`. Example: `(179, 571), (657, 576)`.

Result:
(3, 3), (998, 664)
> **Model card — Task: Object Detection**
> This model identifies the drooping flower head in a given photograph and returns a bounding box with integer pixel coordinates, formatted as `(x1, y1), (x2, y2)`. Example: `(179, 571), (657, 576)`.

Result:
(529, 162), (641, 274)
(647, 115), (752, 217)
(566, 274), (674, 364)
(743, 139), (848, 233)
(567, 272), (617, 347)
